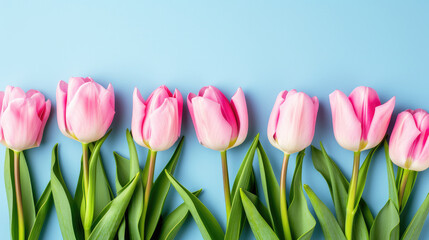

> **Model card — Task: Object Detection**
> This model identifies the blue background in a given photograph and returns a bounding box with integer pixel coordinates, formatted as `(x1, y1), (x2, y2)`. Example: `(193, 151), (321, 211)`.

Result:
(1, 1), (429, 239)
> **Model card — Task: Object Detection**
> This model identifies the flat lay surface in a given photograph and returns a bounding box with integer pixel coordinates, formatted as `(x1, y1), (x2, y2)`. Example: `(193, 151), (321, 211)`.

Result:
(1, 1), (429, 239)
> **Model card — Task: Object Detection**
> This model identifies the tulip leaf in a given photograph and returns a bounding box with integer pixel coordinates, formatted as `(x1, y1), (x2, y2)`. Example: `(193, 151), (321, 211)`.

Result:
(113, 152), (130, 191)
(4, 148), (19, 240)
(384, 141), (399, 210)
(117, 219), (126, 240)
(145, 137), (185, 240)
(28, 182), (53, 240)
(401, 193), (429, 240)
(288, 150), (316, 240)
(89, 173), (141, 240)
(369, 200), (400, 240)
(166, 170), (224, 240)
(240, 189), (279, 240)
(360, 200), (374, 230)
(50, 144), (84, 240)
(304, 185), (346, 240)
(256, 142), (283, 238)
(240, 189), (272, 228)
(155, 189), (202, 240)
(354, 144), (380, 212)
(400, 169), (417, 213)
(226, 135), (259, 240)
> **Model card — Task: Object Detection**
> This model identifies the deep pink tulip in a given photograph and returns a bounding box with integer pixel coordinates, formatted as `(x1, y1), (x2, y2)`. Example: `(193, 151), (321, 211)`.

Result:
(132, 86), (183, 151)
(0, 86), (51, 152)
(389, 109), (429, 171)
(267, 90), (319, 154)
(188, 86), (248, 151)
(56, 77), (115, 143)
(329, 86), (395, 152)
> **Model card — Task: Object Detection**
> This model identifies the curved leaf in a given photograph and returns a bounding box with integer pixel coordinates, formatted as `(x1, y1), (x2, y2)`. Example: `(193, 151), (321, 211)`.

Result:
(240, 189), (279, 240)
(288, 150), (315, 240)
(89, 173), (141, 240)
(401, 193), (429, 240)
(28, 182), (53, 240)
(304, 185), (346, 240)
(240, 189), (272, 228)
(4, 148), (18, 239)
(384, 141), (399, 210)
(113, 152), (130, 191)
(369, 200), (399, 240)
(166, 171), (224, 240)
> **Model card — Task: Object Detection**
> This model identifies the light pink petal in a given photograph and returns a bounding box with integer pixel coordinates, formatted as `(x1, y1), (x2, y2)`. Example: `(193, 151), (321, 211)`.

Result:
(56, 81), (73, 138)
(348, 86), (381, 139)
(98, 84), (115, 137)
(409, 110), (429, 171)
(389, 111), (421, 169)
(191, 97), (232, 151)
(131, 88), (148, 148)
(147, 98), (180, 151)
(67, 77), (93, 105)
(2, 86), (26, 113)
(1, 99), (42, 151)
(173, 89), (183, 137)
(35, 100), (51, 147)
(28, 91), (46, 118)
(146, 86), (171, 116)
(312, 96), (319, 126)
(267, 91), (287, 149)
(0, 91), (4, 141)
(187, 93), (201, 141)
(275, 91), (317, 154)
(364, 97), (395, 150)
(230, 88), (248, 148)
(330, 90), (362, 152)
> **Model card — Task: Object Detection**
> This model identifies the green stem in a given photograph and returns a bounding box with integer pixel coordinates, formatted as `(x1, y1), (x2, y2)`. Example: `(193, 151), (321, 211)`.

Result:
(398, 168), (411, 210)
(280, 153), (292, 240)
(14, 151), (25, 240)
(221, 151), (231, 221)
(141, 150), (157, 236)
(82, 143), (91, 239)
(345, 151), (361, 240)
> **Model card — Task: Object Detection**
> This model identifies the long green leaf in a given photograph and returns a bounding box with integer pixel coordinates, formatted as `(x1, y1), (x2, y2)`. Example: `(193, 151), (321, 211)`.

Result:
(50, 144), (84, 240)
(288, 150), (316, 240)
(257, 142), (283, 238)
(304, 185), (346, 240)
(113, 152), (130, 191)
(156, 189), (202, 240)
(384, 141), (399, 210)
(369, 200), (400, 240)
(400, 170), (417, 212)
(28, 182), (53, 240)
(89, 173), (141, 240)
(145, 137), (185, 240)
(5, 148), (18, 239)
(240, 189), (279, 240)
(225, 135), (259, 240)
(240, 189), (272, 228)
(166, 171), (224, 240)
(401, 193), (429, 240)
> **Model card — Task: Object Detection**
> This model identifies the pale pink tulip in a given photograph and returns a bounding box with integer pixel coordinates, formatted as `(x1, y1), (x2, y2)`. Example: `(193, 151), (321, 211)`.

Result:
(131, 86), (183, 151)
(389, 109), (429, 171)
(56, 77), (115, 143)
(188, 86), (248, 151)
(0, 86), (51, 152)
(329, 86), (395, 152)
(267, 90), (319, 154)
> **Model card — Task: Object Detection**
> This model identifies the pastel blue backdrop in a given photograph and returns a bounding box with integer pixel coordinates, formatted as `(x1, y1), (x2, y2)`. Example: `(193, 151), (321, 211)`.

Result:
(1, 1), (429, 239)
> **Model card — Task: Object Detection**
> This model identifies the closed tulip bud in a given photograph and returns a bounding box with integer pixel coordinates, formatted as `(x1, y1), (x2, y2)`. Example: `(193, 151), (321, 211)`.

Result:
(131, 86), (183, 151)
(56, 77), (115, 143)
(267, 90), (319, 154)
(0, 86), (51, 152)
(188, 86), (248, 151)
(329, 86), (395, 152)
(389, 109), (429, 171)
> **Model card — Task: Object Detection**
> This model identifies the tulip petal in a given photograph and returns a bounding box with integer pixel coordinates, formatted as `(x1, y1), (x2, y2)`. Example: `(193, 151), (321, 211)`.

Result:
(56, 81), (73, 139)
(409, 110), (429, 171)
(187, 93), (201, 141)
(173, 89), (183, 137)
(191, 97), (232, 151)
(146, 98), (180, 151)
(230, 88), (248, 148)
(364, 97), (395, 150)
(146, 86), (171, 116)
(275, 91), (317, 154)
(330, 90), (362, 152)
(131, 88), (148, 148)
(35, 100), (51, 147)
(267, 91), (287, 150)
(1, 99), (42, 151)
(389, 111), (421, 169)
(67, 77), (93, 105)
(0, 91), (5, 142)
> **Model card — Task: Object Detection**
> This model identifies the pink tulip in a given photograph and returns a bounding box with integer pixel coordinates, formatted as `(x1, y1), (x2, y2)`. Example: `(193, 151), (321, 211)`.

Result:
(131, 86), (183, 151)
(188, 86), (248, 151)
(0, 86), (51, 152)
(389, 109), (429, 171)
(267, 90), (319, 154)
(329, 86), (395, 152)
(56, 77), (115, 143)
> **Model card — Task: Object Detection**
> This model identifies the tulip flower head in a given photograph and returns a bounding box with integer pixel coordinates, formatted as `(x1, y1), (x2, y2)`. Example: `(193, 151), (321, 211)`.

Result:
(56, 77), (115, 143)
(329, 86), (395, 152)
(267, 90), (319, 155)
(389, 109), (429, 171)
(132, 86), (183, 151)
(0, 86), (51, 152)
(188, 86), (248, 151)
